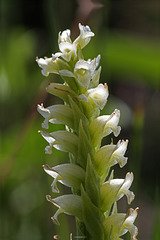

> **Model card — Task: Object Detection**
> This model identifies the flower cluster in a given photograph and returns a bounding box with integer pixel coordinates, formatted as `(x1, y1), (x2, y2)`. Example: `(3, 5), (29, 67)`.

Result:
(37, 23), (138, 240)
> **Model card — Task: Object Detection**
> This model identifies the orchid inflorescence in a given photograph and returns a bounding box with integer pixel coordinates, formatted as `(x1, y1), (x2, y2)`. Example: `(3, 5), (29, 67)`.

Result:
(36, 23), (138, 240)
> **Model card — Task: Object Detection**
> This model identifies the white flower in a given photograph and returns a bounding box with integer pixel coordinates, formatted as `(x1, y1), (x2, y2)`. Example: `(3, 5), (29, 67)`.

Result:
(39, 130), (56, 154)
(46, 194), (83, 225)
(87, 83), (109, 110)
(103, 207), (138, 239)
(89, 109), (121, 149)
(94, 140), (128, 180)
(74, 23), (95, 49)
(103, 109), (121, 137)
(110, 139), (128, 168)
(100, 172), (135, 214)
(73, 55), (101, 88)
(43, 163), (85, 193)
(120, 208), (139, 239)
(117, 172), (135, 204)
(36, 54), (60, 76)
(37, 103), (73, 129)
(59, 42), (77, 62)
(39, 130), (78, 156)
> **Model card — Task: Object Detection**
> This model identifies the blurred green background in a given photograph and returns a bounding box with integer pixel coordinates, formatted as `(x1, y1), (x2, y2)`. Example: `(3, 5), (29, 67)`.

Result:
(0, 0), (160, 239)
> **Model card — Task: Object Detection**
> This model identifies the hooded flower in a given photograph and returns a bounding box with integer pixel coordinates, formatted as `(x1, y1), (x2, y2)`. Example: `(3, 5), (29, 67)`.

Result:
(103, 207), (138, 240)
(100, 172), (135, 214)
(37, 103), (74, 129)
(74, 23), (95, 49)
(39, 130), (78, 155)
(36, 56), (59, 76)
(59, 55), (101, 89)
(89, 109), (121, 149)
(87, 83), (109, 110)
(94, 140), (128, 180)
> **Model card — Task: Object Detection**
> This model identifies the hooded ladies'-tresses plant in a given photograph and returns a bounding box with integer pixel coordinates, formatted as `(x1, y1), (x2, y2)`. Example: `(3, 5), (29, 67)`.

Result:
(36, 23), (138, 240)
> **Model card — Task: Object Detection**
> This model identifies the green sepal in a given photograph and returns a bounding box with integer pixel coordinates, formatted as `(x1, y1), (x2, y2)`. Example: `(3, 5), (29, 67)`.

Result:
(77, 120), (93, 169)
(81, 186), (104, 240)
(46, 194), (83, 225)
(50, 130), (78, 156)
(85, 155), (100, 207)
(69, 96), (89, 134)
(46, 83), (77, 104)
(43, 163), (86, 192)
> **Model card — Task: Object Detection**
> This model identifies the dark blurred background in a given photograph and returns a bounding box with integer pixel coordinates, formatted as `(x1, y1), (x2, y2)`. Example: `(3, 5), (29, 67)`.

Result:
(0, 0), (160, 239)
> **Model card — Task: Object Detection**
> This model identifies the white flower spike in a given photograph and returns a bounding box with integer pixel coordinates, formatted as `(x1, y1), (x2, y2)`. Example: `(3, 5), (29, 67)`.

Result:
(37, 23), (138, 240)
